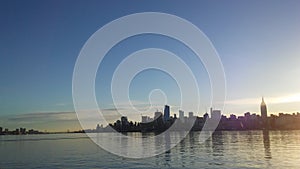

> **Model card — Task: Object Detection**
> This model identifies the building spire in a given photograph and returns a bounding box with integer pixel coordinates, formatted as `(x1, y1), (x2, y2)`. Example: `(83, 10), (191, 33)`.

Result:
(261, 97), (266, 105)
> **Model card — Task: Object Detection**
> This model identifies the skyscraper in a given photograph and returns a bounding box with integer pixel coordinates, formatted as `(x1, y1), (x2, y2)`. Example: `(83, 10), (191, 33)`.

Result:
(261, 97), (268, 127)
(188, 112), (194, 118)
(121, 116), (129, 126)
(179, 110), (184, 122)
(210, 108), (221, 120)
(141, 116), (148, 123)
(179, 110), (184, 119)
(164, 105), (170, 121)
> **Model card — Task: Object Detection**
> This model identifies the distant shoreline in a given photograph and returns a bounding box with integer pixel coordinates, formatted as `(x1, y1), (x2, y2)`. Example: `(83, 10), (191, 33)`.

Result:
(2, 128), (300, 136)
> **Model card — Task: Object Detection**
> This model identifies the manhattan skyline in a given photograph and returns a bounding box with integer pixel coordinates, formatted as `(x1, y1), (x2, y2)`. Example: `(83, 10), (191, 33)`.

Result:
(1, 0), (300, 131)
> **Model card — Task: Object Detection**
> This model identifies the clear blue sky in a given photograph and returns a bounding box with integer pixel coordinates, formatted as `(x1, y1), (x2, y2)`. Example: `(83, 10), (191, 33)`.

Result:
(1, 0), (300, 131)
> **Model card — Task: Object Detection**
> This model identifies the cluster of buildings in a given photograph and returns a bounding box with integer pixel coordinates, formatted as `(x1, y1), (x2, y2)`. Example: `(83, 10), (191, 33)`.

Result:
(2, 97), (299, 134)
(0, 127), (41, 135)
(216, 98), (300, 130)
(96, 97), (300, 133)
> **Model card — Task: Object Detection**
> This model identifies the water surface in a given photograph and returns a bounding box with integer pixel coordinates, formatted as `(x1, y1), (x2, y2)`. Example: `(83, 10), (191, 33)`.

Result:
(1, 130), (300, 168)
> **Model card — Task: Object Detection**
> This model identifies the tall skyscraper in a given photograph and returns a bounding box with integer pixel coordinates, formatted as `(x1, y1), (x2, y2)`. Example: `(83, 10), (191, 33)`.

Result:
(179, 110), (184, 122)
(261, 97), (268, 126)
(179, 110), (184, 119)
(210, 108), (221, 120)
(121, 116), (129, 126)
(164, 105), (170, 121)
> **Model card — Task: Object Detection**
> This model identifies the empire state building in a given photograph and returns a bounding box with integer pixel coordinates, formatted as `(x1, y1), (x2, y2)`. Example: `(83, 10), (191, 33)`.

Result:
(260, 97), (268, 126)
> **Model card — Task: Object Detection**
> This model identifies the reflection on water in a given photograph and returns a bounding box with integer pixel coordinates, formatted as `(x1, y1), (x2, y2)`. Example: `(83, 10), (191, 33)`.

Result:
(1, 130), (300, 169)
(263, 130), (272, 159)
(211, 131), (224, 157)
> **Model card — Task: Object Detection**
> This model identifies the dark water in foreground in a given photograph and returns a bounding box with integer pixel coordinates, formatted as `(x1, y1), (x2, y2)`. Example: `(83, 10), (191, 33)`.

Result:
(1, 130), (300, 169)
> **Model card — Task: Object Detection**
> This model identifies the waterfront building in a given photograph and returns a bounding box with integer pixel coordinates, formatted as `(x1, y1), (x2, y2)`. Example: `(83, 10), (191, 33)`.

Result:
(261, 97), (268, 128)
(154, 111), (163, 120)
(164, 105), (170, 121)
(189, 112), (194, 118)
(179, 110), (184, 122)
(211, 108), (221, 120)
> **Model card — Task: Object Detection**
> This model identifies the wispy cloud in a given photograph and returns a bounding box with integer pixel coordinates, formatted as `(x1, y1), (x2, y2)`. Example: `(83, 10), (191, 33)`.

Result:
(108, 100), (167, 113)
(225, 93), (300, 105)
(7, 111), (78, 122)
(109, 100), (151, 108)
(0, 109), (126, 131)
(55, 103), (70, 106)
(224, 98), (260, 105)
(0, 111), (81, 131)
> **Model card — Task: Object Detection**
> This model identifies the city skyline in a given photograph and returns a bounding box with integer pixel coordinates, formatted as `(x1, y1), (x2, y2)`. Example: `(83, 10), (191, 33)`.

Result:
(1, 1), (300, 131)
(93, 99), (300, 133)
(2, 97), (300, 133)
(1, 97), (300, 132)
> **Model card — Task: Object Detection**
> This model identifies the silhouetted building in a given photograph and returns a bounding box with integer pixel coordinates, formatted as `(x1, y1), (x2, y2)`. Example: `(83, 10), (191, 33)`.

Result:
(153, 112), (164, 131)
(96, 124), (101, 132)
(115, 120), (121, 129)
(15, 128), (19, 135)
(179, 110), (184, 122)
(203, 112), (209, 120)
(261, 97), (267, 119)
(211, 109), (221, 121)
(261, 97), (268, 128)
(174, 113), (177, 119)
(20, 128), (26, 135)
(141, 116), (148, 123)
(141, 116), (153, 123)
(121, 116), (129, 126)
(244, 112), (251, 121)
(154, 111), (162, 120)
(164, 105), (170, 121)
(189, 112), (194, 118)
(230, 114), (237, 120)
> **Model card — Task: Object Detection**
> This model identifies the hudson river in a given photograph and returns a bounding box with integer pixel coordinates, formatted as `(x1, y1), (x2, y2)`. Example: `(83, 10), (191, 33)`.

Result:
(1, 130), (300, 168)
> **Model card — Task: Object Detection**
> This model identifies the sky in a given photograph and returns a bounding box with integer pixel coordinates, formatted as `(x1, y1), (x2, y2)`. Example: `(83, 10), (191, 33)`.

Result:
(0, 0), (300, 131)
